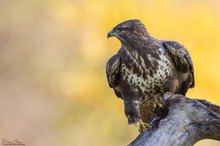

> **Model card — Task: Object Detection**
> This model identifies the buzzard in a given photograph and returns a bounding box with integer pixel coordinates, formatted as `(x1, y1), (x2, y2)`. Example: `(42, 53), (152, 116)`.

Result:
(106, 19), (195, 132)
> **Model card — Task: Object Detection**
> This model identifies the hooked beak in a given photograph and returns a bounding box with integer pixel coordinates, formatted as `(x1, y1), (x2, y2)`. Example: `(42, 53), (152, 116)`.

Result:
(107, 31), (117, 38)
(107, 31), (113, 38)
(107, 30), (125, 42)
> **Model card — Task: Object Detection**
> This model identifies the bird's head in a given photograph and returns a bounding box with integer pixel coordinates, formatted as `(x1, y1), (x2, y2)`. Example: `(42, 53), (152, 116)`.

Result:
(107, 19), (149, 44)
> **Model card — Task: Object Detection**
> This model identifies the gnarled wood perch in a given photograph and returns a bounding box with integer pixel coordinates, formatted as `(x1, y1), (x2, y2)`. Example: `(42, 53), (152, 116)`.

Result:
(128, 93), (220, 146)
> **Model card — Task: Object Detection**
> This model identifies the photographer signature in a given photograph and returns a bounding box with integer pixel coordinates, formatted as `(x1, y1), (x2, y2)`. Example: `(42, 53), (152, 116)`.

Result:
(2, 138), (25, 145)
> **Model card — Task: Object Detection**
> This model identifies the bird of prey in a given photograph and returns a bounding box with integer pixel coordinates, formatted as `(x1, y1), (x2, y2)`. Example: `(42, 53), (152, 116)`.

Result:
(106, 19), (195, 132)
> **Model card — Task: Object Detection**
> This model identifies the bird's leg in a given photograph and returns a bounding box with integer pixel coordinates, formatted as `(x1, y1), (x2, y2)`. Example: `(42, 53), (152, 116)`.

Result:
(138, 120), (151, 133)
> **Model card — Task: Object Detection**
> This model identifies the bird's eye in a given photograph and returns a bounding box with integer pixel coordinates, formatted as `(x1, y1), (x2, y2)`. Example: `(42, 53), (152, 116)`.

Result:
(117, 27), (124, 32)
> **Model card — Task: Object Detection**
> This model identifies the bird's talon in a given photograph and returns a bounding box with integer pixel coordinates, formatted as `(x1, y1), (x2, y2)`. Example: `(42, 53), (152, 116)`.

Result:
(153, 97), (163, 109)
(139, 122), (151, 133)
(157, 102), (163, 108)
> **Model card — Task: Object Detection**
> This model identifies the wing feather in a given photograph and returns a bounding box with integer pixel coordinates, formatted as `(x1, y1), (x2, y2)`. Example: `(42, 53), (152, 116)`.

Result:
(106, 54), (121, 88)
(163, 41), (195, 88)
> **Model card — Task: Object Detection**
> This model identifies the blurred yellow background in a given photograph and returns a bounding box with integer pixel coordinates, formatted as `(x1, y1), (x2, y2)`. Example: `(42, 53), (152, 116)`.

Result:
(0, 0), (220, 146)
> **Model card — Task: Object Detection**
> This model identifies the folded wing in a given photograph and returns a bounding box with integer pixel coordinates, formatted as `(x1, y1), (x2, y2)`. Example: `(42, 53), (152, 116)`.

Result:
(163, 41), (195, 88)
(106, 54), (121, 97)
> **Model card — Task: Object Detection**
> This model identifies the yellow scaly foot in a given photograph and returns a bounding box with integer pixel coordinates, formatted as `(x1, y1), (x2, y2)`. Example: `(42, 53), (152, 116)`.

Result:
(153, 97), (163, 109)
(138, 120), (152, 133)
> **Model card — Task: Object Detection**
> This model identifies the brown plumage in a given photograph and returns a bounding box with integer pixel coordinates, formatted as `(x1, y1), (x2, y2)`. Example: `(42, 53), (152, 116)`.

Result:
(106, 19), (195, 132)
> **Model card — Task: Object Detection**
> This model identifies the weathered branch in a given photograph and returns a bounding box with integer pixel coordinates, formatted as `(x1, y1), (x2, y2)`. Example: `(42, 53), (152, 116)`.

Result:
(128, 93), (220, 146)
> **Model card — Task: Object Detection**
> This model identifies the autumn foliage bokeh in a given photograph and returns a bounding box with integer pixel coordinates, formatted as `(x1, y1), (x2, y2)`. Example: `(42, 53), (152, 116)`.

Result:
(0, 0), (220, 146)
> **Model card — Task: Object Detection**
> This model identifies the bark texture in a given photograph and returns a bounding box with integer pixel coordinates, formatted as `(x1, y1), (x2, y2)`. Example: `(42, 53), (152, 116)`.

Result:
(128, 93), (220, 146)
